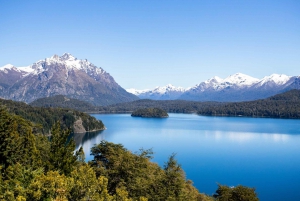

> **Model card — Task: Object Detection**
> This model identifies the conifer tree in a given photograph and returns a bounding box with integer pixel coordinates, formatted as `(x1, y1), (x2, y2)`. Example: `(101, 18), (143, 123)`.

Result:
(48, 121), (77, 176)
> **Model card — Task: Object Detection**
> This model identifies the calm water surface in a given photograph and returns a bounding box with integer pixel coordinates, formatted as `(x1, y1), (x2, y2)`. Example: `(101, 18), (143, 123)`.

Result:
(72, 113), (300, 201)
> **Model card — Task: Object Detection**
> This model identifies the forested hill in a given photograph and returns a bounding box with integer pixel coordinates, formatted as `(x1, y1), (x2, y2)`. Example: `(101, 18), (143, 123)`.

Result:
(0, 98), (104, 134)
(30, 95), (99, 112)
(197, 89), (300, 118)
(98, 99), (221, 113)
(27, 90), (300, 119)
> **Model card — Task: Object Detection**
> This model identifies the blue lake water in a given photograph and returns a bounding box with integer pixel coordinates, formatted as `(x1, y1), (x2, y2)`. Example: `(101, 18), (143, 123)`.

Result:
(72, 113), (300, 201)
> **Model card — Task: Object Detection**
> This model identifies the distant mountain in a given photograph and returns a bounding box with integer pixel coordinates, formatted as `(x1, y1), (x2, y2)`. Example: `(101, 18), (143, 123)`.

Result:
(128, 73), (300, 102)
(197, 89), (300, 118)
(127, 84), (187, 100)
(30, 95), (99, 112)
(180, 73), (300, 101)
(99, 89), (300, 119)
(0, 53), (138, 106)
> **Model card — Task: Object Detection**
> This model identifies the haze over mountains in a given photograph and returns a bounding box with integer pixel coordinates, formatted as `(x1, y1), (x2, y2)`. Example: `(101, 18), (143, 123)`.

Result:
(0, 53), (138, 106)
(127, 73), (300, 101)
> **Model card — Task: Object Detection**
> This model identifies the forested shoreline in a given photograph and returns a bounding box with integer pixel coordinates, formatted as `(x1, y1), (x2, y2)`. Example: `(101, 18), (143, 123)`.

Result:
(0, 107), (259, 200)
(0, 98), (104, 134)
(29, 90), (300, 119)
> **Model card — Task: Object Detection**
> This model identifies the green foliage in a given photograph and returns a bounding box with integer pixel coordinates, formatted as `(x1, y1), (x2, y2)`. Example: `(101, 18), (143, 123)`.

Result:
(197, 89), (300, 118)
(213, 184), (259, 201)
(0, 107), (258, 201)
(99, 99), (221, 114)
(48, 122), (77, 176)
(0, 98), (104, 134)
(0, 107), (40, 169)
(30, 95), (99, 112)
(89, 141), (203, 201)
(131, 108), (169, 118)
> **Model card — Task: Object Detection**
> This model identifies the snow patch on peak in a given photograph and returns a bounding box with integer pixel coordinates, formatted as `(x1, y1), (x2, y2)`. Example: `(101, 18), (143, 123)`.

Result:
(126, 88), (150, 95)
(0, 64), (15, 70)
(60, 53), (76, 61)
(205, 76), (223, 84)
(223, 73), (259, 85)
(259, 74), (291, 85)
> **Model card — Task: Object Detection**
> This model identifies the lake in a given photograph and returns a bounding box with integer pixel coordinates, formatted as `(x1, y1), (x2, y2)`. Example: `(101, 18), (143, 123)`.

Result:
(71, 113), (300, 201)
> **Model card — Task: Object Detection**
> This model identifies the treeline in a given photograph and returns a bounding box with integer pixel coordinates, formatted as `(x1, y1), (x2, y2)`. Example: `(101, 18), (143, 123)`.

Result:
(0, 98), (104, 134)
(0, 108), (259, 200)
(30, 96), (221, 113)
(30, 95), (99, 112)
(99, 99), (221, 113)
(197, 89), (300, 118)
(131, 108), (169, 118)
(27, 90), (300, 119)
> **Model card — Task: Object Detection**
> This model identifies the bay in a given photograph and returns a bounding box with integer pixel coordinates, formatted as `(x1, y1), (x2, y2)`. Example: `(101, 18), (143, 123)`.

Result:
(71, 113), (300, 201)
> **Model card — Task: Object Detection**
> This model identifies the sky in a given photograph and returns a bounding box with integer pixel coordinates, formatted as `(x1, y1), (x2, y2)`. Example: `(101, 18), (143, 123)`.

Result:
(0, 0), (299, 89)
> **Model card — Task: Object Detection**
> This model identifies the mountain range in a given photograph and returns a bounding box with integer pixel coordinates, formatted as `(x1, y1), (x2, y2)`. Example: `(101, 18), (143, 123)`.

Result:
(1, 53), (299, 104)
(127, 73), (300, 101)
(0, 53), (138, 106)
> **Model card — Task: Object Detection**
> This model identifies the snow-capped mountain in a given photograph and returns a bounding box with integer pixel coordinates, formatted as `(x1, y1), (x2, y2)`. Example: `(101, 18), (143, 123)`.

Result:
(127, 84), (187, 100)
(128, 73), (300, 102)
(0, 53), (138, 105)
(180, 73), (300, 101)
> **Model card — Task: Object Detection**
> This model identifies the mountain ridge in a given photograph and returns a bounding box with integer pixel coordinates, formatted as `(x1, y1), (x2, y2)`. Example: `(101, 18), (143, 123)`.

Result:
(127, 73), (300, 101)
(0, 53), (138, 106)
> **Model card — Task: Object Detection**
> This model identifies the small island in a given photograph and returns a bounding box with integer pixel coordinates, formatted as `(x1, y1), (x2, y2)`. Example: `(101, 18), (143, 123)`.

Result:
(131, 108), (169, 118)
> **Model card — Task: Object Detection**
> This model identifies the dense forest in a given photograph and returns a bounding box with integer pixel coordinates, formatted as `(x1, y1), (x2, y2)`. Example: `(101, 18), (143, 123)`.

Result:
(0, 107), (259, 200)
(30, 96), (221, 113)
(0, 98), (104, 134)
(99, 99), (221, 113)
(30, 90), (300, 120)
(197, 89), (300, 118)
(30, 95), (99, 112)
(131, 108), (169, 118)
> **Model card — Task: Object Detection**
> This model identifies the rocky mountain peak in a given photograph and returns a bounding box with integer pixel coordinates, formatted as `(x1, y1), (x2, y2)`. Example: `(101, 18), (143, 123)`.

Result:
(60, 53), (76, 61)
(0, 53), (138, 105)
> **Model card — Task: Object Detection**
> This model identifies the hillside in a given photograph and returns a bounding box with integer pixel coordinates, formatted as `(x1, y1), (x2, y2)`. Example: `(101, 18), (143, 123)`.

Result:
(99, 99), (221, 113)
(30, 95), (99, 112)
(0, 98), (104, 134)
(197, 89), (300, 118)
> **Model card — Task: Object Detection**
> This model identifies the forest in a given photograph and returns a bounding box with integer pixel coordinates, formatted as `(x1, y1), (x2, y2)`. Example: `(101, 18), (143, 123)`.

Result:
(131, 108), (169, 118)
(29, 90), (300, 120)
(0, 107), (259, 200)
(0, 98), (104, 134)
(197, 89), (300, 118)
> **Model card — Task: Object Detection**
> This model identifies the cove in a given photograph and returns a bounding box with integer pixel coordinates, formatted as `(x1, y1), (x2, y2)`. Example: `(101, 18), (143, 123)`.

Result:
(71, 113), (300, 201)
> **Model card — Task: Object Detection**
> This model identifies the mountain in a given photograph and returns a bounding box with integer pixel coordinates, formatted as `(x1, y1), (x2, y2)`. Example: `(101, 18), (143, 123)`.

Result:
(127, 84), (187, 100)
(129, 73), (300, 102)
(30, 95), (99, 112)
(0, 53), (138, 106)
(197, 89), (300, 118)
(180, 73), (300, 101)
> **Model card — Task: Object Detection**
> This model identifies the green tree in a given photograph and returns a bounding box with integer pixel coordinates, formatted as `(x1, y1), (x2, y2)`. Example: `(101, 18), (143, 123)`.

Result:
(213, 184), (259, 201)
(0, 107), (40, 169)
(48, 122), (77, 176)
(70, 164), (113, 201)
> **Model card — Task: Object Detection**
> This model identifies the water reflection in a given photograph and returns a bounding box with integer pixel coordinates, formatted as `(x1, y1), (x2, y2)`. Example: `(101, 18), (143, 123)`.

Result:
(71, 131), (105, 157)
(207, 131), (291, 143)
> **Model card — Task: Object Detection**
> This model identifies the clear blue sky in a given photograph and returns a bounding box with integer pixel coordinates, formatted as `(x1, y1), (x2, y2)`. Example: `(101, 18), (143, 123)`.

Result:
(1, 0), (299, 89)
